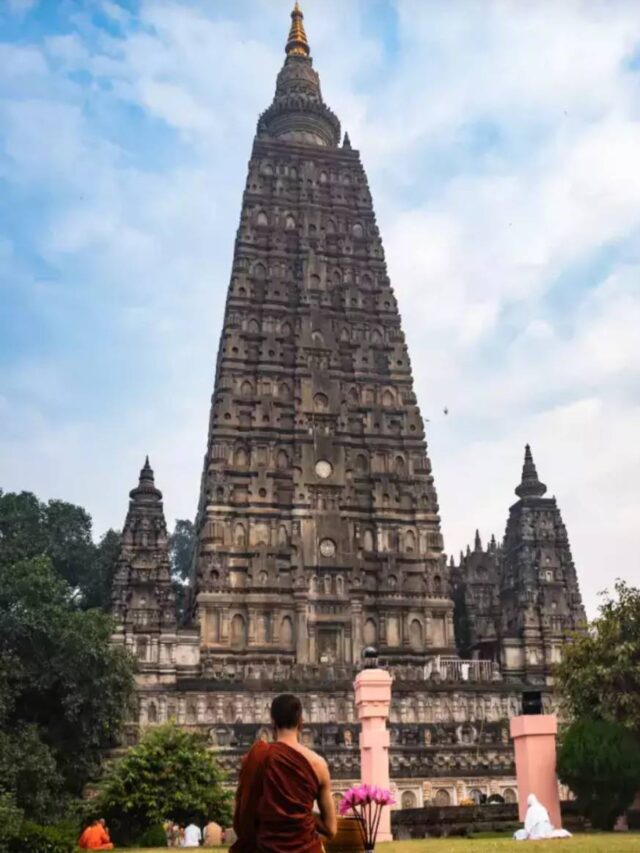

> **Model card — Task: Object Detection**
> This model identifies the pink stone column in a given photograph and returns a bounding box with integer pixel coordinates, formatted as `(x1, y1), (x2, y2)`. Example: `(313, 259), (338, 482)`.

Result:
(510, 714), (561, 829)
(355, 668), (393, 842)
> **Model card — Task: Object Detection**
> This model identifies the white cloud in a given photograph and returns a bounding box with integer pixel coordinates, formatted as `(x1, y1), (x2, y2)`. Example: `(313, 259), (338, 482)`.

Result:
(1, 0), (639, 618)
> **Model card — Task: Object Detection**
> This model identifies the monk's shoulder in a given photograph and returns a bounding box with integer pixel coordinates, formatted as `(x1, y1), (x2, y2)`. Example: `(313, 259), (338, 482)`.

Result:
(298, 744), (329, 778)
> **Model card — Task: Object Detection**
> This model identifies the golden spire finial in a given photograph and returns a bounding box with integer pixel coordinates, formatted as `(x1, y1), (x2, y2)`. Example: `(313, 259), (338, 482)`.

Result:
(286, 1), (310, 57)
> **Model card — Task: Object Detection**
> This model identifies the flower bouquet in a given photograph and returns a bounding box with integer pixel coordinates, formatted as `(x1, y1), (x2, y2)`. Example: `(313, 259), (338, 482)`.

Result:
(339, 783), (395, 852)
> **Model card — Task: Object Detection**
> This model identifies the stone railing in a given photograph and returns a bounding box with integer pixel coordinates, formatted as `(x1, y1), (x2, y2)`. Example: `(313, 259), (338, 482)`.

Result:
(428, 656), (499, 683)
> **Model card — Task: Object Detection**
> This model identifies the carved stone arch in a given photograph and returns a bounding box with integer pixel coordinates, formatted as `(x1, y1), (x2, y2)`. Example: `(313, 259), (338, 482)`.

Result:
(410, 618), (423, 651)
(313, 393), (328, 411)
(279, 381), (291, 400)
(401, 791), (417, 809)
(234, 522), (246, 548)
(182, 701), (197, 726)
(382, 388), (395, 407)
(326, 218), (336, 234)
(235, 446), (249, 468)
(285, 213), (297, 230)
(336, 575), (344, 595)
(371, 328), (383, 345)
(363, 617), (376, 645)
(405, 528), (416, 553)
(356, 453), (368, 474)
(278, 524), (289, 546)
(332, 269), (342, 285)
(252, 261), (267, 280)
(147, 701), (157, 724)
(256, 210), (268, 227)
(247, 318), (260, 334)
(363, 529), (374, 551)
(348, 385), (359, 403)
(230, 613), (247, 649)
(281, 616), (294, 645)
(277, 448), (289, 469)
(434, 789), (451, 806)
(352, 221), (364, 239)
(241, 379), (253, 396)
(395, 454), (407, 476)
(361, 272), (373, 289)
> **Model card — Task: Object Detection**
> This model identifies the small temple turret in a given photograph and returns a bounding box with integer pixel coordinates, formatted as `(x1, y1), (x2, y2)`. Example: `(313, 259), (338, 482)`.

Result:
(498, 445), (586, 683)
(111, 459), (199, 710)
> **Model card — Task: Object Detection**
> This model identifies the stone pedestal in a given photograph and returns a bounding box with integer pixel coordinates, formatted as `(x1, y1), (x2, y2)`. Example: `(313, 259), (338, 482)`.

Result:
(355, 668), (393, 842)
(510, 714), (561, 829)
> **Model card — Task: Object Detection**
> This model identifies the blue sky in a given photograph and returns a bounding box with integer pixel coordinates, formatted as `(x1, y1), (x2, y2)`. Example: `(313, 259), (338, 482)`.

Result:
(2, 0), (640, 617)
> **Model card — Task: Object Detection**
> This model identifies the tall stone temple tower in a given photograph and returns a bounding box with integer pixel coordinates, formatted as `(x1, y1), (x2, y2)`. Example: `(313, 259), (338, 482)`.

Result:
(113, 5), (585, 810)
(192, 1), (454, 673)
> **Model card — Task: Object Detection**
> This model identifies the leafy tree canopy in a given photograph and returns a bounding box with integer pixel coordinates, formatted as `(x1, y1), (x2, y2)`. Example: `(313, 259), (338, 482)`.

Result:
(557, 718), (640, 829)
(93, 723), (232, 844)
(0, 557), (135, 819)
(0, 490), (121, 609)
(554, 580), (640, 734)
(169, 519), (195, 583)
(169, 519), (195, 622)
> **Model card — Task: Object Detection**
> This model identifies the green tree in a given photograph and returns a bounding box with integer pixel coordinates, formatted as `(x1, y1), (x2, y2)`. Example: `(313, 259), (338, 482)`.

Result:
(0, 557), (135, 816)
(169, 519), (195, 621)
(555, 580), (640, 734)
(169, 519), (195, 583)
(0, 490), (120, 609)
(557, 718), (640, 829)
(82, 529), (122, 610)
(93, 723), (232, 844)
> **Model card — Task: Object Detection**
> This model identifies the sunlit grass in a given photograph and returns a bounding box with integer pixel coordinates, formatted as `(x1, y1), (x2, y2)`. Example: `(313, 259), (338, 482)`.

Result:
(119, 833), (640, 853)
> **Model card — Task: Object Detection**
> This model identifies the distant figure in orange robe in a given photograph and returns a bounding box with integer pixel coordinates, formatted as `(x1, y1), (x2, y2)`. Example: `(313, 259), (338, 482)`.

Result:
(78, 819), (114, 850)
(231, 693), (337, 852)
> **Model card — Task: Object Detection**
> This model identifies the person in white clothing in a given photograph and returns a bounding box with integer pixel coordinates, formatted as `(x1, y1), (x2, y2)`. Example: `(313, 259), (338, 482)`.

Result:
(182, 822), (202, 847)
(514, 793), (572, 841)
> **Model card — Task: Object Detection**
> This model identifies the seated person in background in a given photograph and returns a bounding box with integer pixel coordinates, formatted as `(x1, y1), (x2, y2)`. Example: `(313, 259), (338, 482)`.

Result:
(182, 821), (202, 847)
(514, 794), (572, 841)
(203, 819), (223, 846)
(231, 693), (337, 852)
(78, 818), (114, 850)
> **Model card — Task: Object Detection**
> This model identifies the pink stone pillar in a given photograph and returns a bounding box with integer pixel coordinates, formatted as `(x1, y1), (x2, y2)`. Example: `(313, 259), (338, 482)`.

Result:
(510, 714), (561, 829)
(355, 668), (393, 842)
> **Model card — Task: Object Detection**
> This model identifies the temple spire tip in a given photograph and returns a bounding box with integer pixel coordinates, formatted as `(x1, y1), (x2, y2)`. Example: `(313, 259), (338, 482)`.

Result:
(515, 443), (547, 499)
(286, 1), (310, 57)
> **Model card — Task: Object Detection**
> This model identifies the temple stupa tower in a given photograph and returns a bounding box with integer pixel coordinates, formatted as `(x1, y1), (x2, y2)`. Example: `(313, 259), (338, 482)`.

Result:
(191, 2), (455, 673)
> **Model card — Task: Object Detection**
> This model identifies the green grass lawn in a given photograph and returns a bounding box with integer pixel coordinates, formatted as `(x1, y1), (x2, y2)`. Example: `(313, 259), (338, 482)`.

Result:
(120, 834), (640, 853)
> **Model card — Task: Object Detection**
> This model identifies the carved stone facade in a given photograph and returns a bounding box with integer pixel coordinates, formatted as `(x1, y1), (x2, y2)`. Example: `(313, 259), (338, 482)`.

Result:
(112, 6), (584, 804)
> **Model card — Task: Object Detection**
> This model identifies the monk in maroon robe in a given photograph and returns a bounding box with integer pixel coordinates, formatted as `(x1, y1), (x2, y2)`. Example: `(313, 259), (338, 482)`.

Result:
(231, 694), (337, 852)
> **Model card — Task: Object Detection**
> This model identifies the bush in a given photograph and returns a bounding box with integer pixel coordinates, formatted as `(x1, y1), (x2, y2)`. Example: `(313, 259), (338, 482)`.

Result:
(7, 821), (74, 853)
(557, 718), (640, 829)
(92, 722), (232, 844)
(136, 823), (168, 847)
(0, 791), (23, 853)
